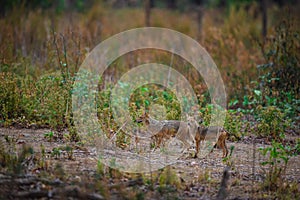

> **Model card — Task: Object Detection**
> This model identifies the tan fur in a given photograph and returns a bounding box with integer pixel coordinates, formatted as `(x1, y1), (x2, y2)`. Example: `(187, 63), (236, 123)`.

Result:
(150, 124), (178, 148)
(194, 126), (229, 158)
(136, 113), (199, 151)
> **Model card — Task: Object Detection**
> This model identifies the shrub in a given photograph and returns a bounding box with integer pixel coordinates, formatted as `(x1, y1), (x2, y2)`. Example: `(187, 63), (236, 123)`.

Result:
(224, 110), (246, 141)
(0, 72), (21, 124)
(254, 106), (289, 140)
(31, 73), (67, 129)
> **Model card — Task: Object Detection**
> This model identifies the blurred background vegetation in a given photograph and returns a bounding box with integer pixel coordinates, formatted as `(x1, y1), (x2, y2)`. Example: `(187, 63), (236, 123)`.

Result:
(0, 0), (299, 139)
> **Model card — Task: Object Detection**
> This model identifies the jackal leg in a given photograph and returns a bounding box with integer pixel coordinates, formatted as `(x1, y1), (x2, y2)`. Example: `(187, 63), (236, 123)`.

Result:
(194, 136), (201, 158)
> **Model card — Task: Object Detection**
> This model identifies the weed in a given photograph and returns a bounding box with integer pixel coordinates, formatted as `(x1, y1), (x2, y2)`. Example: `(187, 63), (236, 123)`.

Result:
(96, 157), (105, 177)
(0, 137), (34, 175)
(198, 168), (212, 183)
(96, 179), (110, 199)
(44, 131), (54, 142)
(259, 139), (299, 191)
(53, 163), (65, 180)
(51, 147), (61, 159)
(38, 144), (48, 170)
(158, 166), (181, 189)
(135, 191), (145, 200)
(64, 145), (74, 160)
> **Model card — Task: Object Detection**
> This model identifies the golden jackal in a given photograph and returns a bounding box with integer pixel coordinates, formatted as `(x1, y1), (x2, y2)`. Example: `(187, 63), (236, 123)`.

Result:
(194, 126), (229, 158)
(136, 113), (199, 151)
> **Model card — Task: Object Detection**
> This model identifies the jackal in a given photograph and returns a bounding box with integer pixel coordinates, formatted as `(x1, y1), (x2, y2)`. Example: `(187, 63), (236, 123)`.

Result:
(194, 126), (229, 158)
(136, 113), (200, 151)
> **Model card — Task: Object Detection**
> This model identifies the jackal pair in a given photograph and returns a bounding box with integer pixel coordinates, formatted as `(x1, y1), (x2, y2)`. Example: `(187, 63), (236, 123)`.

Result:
(136, 113), (229, 158)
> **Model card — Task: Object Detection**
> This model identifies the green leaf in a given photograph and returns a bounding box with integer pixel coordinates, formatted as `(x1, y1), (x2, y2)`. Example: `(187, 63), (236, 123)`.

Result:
(278, 143), (284, 150)
(243, 96), (249, 106)
(253, 90), (261, 96)
(260, 161), (270, 166)
(279, 155), (289, 164)
(163, 91), (172, 101)
(229, 99), (239, 107)
(271, 148), (278, 158)
(140, 87), (149, 93)
(144, 99), (150, 106)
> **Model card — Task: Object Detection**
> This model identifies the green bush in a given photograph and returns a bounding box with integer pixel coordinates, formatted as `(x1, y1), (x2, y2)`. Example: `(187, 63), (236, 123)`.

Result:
(0, 72), (21, 124)
(224, 110), (246, 141)
(30, 74), (67, 128)
(254, 106), (289, 140)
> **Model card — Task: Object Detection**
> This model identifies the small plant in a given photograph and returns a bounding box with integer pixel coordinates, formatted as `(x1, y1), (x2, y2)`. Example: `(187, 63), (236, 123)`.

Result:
(158, 166), (181, 189)
(96, 157), (105, 177)
(38, 144), (48, 170)
(51, 147), (61, 159)
(64, 145), (73, 160)
(198, 168), (212, 183)
(108, 158), (123, 179)
(259, 139), (299, 191)
(53, 163), (65, 180)
(0, 139), (34, 174)
(44, 131), (54, 142)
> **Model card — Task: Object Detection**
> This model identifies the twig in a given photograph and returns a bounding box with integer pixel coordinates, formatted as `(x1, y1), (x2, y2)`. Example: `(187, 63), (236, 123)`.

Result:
(109, 177), (143, 189)
(109, 120), (128, 142)
(14, 190), (49, 198)
(51, 28), (63, 77)
(60, 33), (69, 80)
(71, 31), (81, 74)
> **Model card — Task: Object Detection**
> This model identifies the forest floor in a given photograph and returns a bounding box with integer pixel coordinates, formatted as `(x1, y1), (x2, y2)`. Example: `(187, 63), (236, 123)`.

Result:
(0, 128), (299, 199)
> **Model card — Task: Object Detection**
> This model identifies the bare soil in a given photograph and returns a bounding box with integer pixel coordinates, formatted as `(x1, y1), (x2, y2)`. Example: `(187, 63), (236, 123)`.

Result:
(0, 128), (299, 199)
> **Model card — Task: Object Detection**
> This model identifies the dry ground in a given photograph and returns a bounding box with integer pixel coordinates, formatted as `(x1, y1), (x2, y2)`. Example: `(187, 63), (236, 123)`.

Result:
(0, 128), (299, 199)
